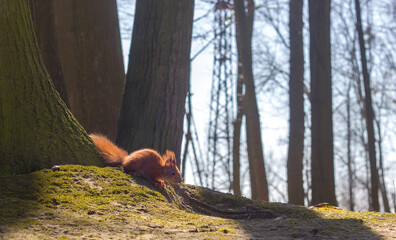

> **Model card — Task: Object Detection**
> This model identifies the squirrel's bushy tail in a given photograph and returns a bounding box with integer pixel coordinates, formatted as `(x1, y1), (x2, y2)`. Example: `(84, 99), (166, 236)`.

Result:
(89, 134), (128, 167)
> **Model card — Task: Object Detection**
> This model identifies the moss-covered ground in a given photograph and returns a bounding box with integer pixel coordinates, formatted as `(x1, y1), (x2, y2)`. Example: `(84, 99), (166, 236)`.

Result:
(0, 165), (394, 239)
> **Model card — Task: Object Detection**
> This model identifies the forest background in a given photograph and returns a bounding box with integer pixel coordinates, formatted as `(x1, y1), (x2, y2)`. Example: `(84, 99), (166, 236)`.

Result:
(1, 0), (395, 213)
(118, 0), (396, 212)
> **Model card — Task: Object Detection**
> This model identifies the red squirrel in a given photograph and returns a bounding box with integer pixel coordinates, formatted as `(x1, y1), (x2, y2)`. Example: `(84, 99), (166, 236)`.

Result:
(89, 134), (183, 187)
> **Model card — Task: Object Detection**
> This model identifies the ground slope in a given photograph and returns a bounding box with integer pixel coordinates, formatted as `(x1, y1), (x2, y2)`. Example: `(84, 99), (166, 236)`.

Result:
(0, 165), (394, 239)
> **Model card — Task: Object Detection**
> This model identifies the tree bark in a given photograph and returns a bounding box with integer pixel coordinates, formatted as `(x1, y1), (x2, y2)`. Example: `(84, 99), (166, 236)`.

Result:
(309, 0), (337, 206)
(116, 0), (194, 165)
(287, 0), (305, 205)
(54, 0), (125, 140)
(29, 0), (69, 107)
(234, 0), (269, 201)
(0, 0), (102, 176)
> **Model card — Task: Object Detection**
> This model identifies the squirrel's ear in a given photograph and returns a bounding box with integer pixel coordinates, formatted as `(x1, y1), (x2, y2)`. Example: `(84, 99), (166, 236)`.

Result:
(164, 150), (176, 166)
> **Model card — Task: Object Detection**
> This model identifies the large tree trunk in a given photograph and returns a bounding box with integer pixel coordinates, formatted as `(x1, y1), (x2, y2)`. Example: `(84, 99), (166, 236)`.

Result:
(0, 0), (102, 176)
(309, 0), (337, 206)
(287, 0), (305, 205)
(54, 0), (125, 140)
(116, 0), (194, 165)
(234, 0), (269, 201)
(29, 0), (69, 107)
(354, 0), (380, 212)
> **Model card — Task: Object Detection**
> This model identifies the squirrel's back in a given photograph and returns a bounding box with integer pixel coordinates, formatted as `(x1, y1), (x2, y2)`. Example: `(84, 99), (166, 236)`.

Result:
(89, 134), (128, 166)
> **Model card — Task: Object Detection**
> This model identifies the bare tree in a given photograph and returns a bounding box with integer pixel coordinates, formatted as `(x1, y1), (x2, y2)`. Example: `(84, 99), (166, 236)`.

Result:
(232, 72), (244, 196)
(234, 0), (269, 201)
(309, 0), (337, 206)
(232, 0), (254, 197)
(287, 0), (305, 205)
(354, 0), (379, 211)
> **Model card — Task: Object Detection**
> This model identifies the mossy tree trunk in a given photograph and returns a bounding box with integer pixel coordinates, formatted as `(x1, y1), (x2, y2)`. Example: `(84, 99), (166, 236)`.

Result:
(309, 0), (337, 206)
(29, 0), (69, 108)
(234, 0), (269, 201)
(0, 0), (102, 176)
(287, 0), (305, 205)
(54, 0), (125, 140)
(116, 0), (194, 165)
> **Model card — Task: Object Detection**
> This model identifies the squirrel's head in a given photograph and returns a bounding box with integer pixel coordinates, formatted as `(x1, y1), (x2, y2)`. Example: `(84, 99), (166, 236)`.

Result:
(162, 150), (183, 184)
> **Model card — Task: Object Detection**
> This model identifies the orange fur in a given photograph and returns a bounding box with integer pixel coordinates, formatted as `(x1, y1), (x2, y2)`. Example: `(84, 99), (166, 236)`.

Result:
(89, 134), (128, 166)
(89, 134), (183, 187)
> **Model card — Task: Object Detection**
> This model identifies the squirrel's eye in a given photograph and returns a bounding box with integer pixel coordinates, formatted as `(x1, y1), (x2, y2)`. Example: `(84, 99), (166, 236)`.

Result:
(172, 172), (175, 176)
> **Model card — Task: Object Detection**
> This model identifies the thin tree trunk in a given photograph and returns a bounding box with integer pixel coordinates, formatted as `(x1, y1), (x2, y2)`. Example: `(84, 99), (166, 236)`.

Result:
(0, 0), (102, 176)
(354, 0), (380, 211)
(29, 0), (69, 107)
(54, 0), (125, 140)
(181, 83), (204, 185)
(116, 0), (194, 165)
(287, 0), (305, 205)
(309, 0), (337, 206)
(376, 119), (390, 212)
(350, 33), (373, 210)
(357, 120), (372, 209)
(346, 81), (355, 211)
(234, 0), (269, 201)
(232, 70), (244, 196)
(182, 90), (192, 180)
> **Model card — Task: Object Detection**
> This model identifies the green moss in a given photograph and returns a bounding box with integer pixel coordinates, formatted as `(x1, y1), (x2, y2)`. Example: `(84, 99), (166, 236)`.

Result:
(312, 206), (396, 225)
(0, 165), (168, 222)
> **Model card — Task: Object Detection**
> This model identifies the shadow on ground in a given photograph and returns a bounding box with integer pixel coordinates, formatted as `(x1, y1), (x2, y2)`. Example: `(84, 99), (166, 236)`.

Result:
(170, 184), (388, 239)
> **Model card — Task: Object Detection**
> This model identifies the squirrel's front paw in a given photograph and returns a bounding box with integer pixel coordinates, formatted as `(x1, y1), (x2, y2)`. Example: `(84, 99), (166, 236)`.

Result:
(154, 180), (165, 188)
